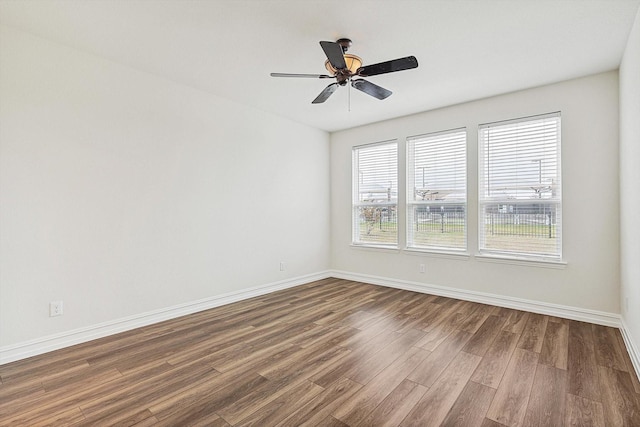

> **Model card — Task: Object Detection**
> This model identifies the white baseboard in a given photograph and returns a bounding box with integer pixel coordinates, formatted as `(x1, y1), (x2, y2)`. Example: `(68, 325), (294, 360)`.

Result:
(330, 270), (622, 327)
(0, 271), (332, 365)
(2, 269), (629, 368)
(620, 318), (640, 384)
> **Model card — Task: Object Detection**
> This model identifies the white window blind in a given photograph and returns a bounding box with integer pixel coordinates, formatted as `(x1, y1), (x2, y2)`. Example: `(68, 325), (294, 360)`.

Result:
(478, 112), (562, 259)
(352, 141), (398, 247)
(407, 129), (467, 251)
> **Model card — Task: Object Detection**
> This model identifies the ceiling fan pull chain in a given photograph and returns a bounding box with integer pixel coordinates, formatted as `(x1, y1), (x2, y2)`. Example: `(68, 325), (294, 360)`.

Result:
(348, 79), (351, 112)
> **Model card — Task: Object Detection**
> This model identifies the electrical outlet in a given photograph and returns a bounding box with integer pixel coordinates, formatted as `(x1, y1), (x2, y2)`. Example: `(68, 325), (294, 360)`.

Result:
(419, 263), (426, 273)
(280, 262), (286, 271)
(50, 301), (63, 317)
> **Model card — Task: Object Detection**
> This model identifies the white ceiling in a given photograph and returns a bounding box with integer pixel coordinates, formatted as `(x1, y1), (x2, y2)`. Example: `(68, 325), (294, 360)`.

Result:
(1, 0), (639, 132)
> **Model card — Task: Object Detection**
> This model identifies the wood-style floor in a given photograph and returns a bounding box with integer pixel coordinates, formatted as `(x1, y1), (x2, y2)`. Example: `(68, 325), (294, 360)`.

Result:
(1, 278), (639, 426)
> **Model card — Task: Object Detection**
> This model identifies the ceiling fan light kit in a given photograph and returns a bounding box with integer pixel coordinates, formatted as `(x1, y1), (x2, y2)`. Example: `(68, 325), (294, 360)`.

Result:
(324, 54), (362, 75)
(270, 38), (418, 104)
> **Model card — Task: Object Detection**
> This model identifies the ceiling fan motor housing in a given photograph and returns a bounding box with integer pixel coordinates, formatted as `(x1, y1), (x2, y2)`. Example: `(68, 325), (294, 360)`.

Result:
(336, 38), (352, 53)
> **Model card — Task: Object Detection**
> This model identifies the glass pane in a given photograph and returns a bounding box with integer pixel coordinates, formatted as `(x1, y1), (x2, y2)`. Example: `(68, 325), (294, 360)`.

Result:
(480, 203), (561, 256)
(410, 130), (466, 202)
(409, 204), (466, 250)
(357, 143), (398, 203)
(354, 205), (397, 245)
(480, 115), (560, 200)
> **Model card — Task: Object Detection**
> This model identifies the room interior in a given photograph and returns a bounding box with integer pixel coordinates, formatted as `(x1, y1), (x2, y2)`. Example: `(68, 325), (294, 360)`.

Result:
(1, 0), (639, 425)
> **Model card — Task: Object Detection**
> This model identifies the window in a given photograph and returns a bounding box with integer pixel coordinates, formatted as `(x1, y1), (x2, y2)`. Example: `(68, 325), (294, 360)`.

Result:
(352, 141), (398, 247)
(407, 129), (467, 251)
(478, 113), (562, 260)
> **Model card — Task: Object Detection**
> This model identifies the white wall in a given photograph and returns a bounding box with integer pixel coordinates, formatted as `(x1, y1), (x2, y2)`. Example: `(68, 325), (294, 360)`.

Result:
(331, 72), (620, 315)
(620, 8), (640, 364)
(0, 26), (330, 349)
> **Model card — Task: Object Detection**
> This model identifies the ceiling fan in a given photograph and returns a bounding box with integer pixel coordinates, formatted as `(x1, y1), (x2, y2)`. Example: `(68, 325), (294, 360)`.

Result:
(270, 38), (418, 104)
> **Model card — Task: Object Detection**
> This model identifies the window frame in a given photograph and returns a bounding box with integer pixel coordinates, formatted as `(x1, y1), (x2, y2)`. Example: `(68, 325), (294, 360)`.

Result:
(352, 140), (399, 249)
(406, 128), (468, 253)
(477, 112), (562, 262)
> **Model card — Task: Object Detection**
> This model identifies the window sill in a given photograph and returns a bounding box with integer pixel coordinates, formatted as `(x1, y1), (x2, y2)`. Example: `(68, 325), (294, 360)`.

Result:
(350, 244), (400, 254)
(475, 253), (567, 269)
(404, 248), (471, 260)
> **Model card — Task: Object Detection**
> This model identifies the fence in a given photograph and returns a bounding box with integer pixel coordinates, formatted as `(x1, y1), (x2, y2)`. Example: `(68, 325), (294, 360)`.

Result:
(414, 210), (465, 234)
(357, 206), (557, 241)
(486, 212), (555, 238)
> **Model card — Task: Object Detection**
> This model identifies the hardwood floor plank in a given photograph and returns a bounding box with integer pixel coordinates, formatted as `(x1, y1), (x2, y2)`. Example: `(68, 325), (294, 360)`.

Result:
(597, 365), (640, 426)
(314, 416), (348, 427)
(567, 321), (601, 401)
(150, 372), (268, 424)
(154, 412), (229, 427)
(355, 379), (428, 427)
(517, 313), (548, 353)
(258, 335), (351, 381)
(402, 295), (437, 314)
(400, 351), (482, 427)
(164, 325), (257, 367)
(42, 364), (123, 393)
(415, 299), (462, 333)
(0, 379), (45, 414)
(336, 310), (380, 329)
(565, 393), (605, 427)
(5, 406), (86, 426)
(458, 303), (495, 334)
(501, 309), (530, 334)
(547, 315), (570, 324)
(276, 377), (362, 427)
(346, 328), (426, 384)
(407, 329), (473, 387)
(332, 346), (430, 426)
(592, 324), (628, 371)
(308, 328), (402, 388)
(486, 348), (539, 427)
(131, 415), (162, 427)
(522, 364), (567, 427)
(106, 408), (155, 426)
(539, 320), (569, 370)
(470, 329), (519, 389)
(234, 380), (324, 427)
(316, 416), (349, 427)
(0, 357), (89, 385)
(415, 300), (471, 350)
(1, 361), (169, 423)
(219, 344), (351, 424)
(440, 380), (496, 427)
(463, 315), (508, 357)
(481, 418), (507, 427)
(81, 363), (222, 424)
(212, 326), (321, 373)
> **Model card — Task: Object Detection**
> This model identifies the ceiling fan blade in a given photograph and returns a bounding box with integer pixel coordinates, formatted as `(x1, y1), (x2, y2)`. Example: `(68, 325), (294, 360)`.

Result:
(351, 79), (392, 100)
(312, 83), (339, 104)
(319, 41), (347, 70)
(270, 73), (334, 79)
(357, 56), (418, 77)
